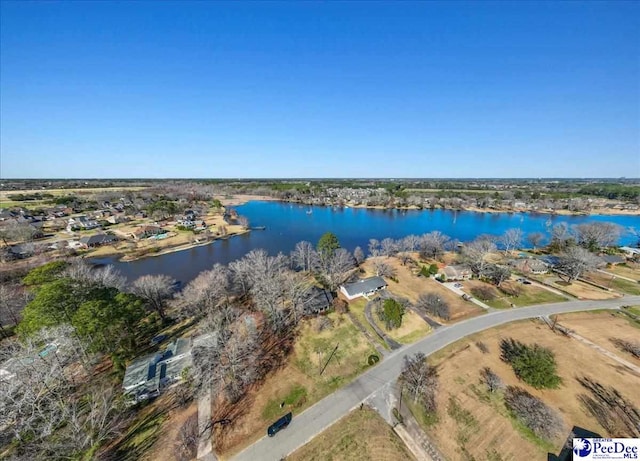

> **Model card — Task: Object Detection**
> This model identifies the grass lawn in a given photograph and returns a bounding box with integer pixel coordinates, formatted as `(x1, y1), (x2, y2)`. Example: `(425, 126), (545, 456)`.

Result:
(287, 407), (416, 461)
(216, 312), (380, 457)
(582, 271), (640, 295)
(348, 298), (388, 349)
(466, 280), (566, 309)
(371, 308), (431, 344)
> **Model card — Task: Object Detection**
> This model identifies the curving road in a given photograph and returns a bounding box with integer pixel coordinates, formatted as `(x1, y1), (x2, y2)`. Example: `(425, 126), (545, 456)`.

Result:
(231, 296), (640, 461)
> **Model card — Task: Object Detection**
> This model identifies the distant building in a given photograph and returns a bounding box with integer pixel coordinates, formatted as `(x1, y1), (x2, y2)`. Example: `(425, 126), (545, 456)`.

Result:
(67, 215), (99, 231)
(619, 246), (640, 258)
(442, 264), (473, 281)
(122, 338), (192, 401)
(509, 258), (549, 275)
(79, 233), (118, 248)
(340, 276), (387, 300)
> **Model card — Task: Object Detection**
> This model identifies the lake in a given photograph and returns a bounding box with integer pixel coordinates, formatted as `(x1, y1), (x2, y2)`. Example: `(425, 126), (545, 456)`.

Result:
(92, 201), (640, 283)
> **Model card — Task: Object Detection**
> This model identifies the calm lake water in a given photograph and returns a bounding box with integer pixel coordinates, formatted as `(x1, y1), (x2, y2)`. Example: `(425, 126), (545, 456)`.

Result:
(93, 201), (640, 283)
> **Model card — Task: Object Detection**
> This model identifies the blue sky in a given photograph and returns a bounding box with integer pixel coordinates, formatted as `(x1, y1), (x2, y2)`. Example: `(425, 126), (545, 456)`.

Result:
(1, 1), (638, 178)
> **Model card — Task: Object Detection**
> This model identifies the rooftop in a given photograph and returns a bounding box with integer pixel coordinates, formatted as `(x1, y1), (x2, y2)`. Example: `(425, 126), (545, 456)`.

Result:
(341, 276), (387, 297)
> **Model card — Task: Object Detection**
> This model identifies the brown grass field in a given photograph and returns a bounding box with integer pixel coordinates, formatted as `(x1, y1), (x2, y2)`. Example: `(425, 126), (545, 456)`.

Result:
(581, 271), (640, 296)
(462, 278), (567, 309)
(287, 407), (416, 461)
(419, 312), (640, 461)
(360, 257), (484, 322)
(605, 263), (640, 281)
(543, 276), (621, 300)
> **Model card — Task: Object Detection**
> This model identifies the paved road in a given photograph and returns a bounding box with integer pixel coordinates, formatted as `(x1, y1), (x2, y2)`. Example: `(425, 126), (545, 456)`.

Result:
(232, 296), (640, 461)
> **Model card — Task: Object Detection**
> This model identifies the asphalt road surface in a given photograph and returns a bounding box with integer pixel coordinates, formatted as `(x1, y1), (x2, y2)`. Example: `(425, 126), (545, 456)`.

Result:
(231, 296), (640, 461)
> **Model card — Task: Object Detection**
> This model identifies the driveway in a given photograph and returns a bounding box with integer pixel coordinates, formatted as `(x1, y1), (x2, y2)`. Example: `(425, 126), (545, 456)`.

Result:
(441, 282), (491, 310)
(232, 296), (640, 461)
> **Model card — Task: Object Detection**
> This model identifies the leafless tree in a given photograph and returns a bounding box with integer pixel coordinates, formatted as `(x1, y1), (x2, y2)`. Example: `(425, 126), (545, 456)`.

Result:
(380, 238), (398, 257)
(317, 248), (355, 292)
(609, 338), (640, 359)
(399, 353), (439, 413)
(236, 215), (249, 228)
(368, 239), (381, 257)
(420, 231), (450, 260)
(0, 283), (32, 332)
(573, 222), (622, 250)
(0, 220), (39, 245)
(504, 386), (563, 439)
(479, 367), (504, 393)
(397, 252), (412, 266)
(353, 246), (365, 266)
(130, 274), (176, 320)
(550, 222), (573, 249)
(291, 241), (318, 272)
(178, 264), (230, 318)
(526, 232), (545, 250)
(500, 228), (523, 254)
(174, 414), (198, 461)
(485, 264), (511, 287)
(415, 293), (450, 320)
(556, 246), (601, 283)
(65, 260), (127, 290)
(372, 259), (397, 278)
(281, 271), (312, 324)
(461, 236), (497, 277)
(401, 234), (421, 253)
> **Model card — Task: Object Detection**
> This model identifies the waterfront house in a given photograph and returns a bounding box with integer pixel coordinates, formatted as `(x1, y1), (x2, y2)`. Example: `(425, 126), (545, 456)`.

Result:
(619, 246), (640, 259)
(133, 225), (166, 240)
(79, 233), (118, 248)
(509, 258), (549, 275)
(122, 338), (192, 401)
(442, 264), (473, 281)
(340, 276), (388, 300)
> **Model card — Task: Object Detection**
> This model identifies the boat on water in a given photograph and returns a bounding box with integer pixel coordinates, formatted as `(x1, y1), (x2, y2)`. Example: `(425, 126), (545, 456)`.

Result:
(306, 209), (313, 214)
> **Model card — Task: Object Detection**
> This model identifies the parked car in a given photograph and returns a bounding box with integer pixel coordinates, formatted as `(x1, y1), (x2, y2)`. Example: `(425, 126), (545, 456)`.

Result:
(454, 283), (463, 288)
(150, 334), (168, 345)
(267, 412), (292, 437)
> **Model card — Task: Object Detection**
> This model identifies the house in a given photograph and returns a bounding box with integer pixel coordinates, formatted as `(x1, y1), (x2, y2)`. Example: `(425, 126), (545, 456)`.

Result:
(79, 233), (118, 248)
(303, 287), (334, 315)
(67, 215), (99, 231)
(340, 276), (388, 300)
(510, 258), (549, 275)
(600, 254), (626, 266)
(106, 214), (129, 225)
(122, 338), (192, 400)
(620, 246), (640, 258)
(133, 225), (166, 240)
(8, 243), (35, 259)
(442, 264), (473, 281)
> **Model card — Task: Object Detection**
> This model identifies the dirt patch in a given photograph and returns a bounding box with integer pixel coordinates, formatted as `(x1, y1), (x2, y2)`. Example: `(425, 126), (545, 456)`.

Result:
(287, 407), (415, 461)
(420, 314), (640, 461)
(143, 400), (198, 461)
(360, 257), (483, 322)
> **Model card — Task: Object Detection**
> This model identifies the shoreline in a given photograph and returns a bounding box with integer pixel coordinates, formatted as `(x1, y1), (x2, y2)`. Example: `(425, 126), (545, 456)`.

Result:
(91, 229), (251, 263)
(229, 196), (639, 217)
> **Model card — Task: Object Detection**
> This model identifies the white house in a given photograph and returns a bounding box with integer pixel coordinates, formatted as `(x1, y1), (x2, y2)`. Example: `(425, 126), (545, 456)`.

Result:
(340, 276), (387, 300)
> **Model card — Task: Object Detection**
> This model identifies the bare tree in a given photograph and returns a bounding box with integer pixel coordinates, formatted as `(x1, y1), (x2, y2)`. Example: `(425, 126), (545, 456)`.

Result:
(526, 232), (545, 250)
(573, 222), (622, 251)
(373, 259), (397, 278)
(0, 283), (32, 333)
(368, 239), (381, 257)
(178, 264), (230, 318)
(401, 234), (421, 253)
(504, 386), (563, 439)
(420, 231), (450, 260)
(485, 264), (511, 287)
(0, 220), (38, 245)
(174, 414), (198, 461)
(291, 241), (317, 272)
(380, 238), (398, 257)
(609, 338), (640, 359)
(479, 367), (504, 393)
(399, 353), (439, 413)
(500, 228), (523, 254)
(415, 293), (450, 320)
(556, 246), (601, 283)
(65, 260), (127, 290)
(318, 248), (355, 292)
(461, 236), (497, 277)
(353, 246), (365, 266)
(236, 215), (249, 228)
(550, 222), (573, 250)
(130, 274), (176, 321)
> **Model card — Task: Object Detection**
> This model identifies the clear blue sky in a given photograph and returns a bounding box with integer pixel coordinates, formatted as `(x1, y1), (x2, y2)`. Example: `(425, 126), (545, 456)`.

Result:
(1, 1), (639, 178)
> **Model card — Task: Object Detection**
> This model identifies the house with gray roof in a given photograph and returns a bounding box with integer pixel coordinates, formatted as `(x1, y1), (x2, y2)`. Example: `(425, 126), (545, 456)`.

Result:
(122, 338), (192, 401)
(340, 276), (387, 300)
(442, 264), (473, 281)
(79, 233), (118, 248)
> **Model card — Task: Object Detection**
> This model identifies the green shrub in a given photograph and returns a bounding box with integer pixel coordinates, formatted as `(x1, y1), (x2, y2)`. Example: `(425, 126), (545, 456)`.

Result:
(500, 338), (562, 389)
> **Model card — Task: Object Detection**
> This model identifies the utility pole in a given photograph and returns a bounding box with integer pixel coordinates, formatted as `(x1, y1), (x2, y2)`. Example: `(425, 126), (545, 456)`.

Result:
(320, 343), (339, 376)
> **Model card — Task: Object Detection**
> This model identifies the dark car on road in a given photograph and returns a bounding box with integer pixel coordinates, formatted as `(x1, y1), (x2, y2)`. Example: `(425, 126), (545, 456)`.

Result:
(267, 412), (292, 437)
